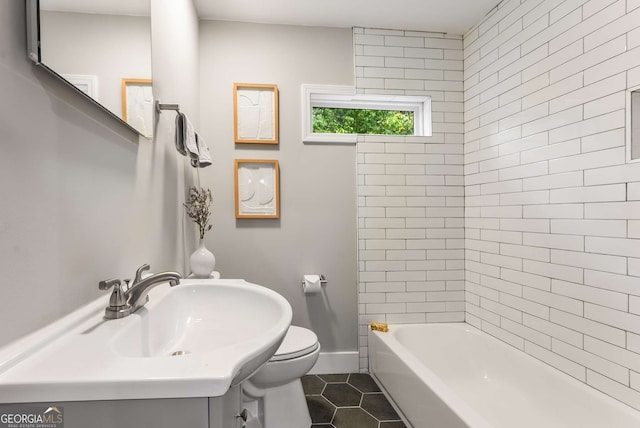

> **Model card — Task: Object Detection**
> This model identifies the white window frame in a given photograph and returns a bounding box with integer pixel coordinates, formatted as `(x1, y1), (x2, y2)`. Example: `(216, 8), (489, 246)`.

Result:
(301, 84), (432, 144)
(62, 74), (99, 101)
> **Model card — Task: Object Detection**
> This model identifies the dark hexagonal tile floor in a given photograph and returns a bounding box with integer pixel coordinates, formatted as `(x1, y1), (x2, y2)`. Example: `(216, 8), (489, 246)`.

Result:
(361, 393), (400, 421)
(323, 383), (362, 407)
(302, 375), (326, 395)
(306, 395), (336, 424)
(348, 373), (381, 393)
(303, 373), (407, 428)
(333, 408), (378, 428)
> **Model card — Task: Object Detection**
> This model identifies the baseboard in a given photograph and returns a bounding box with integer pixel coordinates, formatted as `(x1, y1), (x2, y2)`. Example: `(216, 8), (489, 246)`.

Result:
(309, 351), (359, 374)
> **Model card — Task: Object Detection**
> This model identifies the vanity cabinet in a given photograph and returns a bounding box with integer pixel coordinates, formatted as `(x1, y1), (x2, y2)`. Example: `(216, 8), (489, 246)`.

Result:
(0, 386), (243, 428)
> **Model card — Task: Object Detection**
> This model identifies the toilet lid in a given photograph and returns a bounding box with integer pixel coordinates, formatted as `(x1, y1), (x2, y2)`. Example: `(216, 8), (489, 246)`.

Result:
(270, 326), (319, 362)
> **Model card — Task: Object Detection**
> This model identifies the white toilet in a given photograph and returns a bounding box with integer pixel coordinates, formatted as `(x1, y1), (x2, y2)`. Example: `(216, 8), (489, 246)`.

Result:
(242, 326), (320, 428)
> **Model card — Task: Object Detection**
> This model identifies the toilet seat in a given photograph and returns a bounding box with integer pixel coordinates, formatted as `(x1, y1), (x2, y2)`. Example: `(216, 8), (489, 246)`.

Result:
(269, 326), (319, 362)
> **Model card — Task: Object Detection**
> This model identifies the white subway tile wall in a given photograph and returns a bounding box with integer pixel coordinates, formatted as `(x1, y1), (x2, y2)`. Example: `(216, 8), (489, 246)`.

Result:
(465, 0), (640, 410)
(355, 27), (465, 371)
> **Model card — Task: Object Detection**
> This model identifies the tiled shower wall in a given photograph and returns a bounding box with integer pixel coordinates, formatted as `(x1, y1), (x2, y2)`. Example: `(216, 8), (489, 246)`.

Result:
(354, 28), (465, 371)
(465, 0), (640, 410)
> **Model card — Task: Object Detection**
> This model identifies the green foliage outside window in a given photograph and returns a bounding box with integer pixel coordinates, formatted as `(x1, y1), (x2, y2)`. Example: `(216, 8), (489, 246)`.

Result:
(312, 107), (414, 135)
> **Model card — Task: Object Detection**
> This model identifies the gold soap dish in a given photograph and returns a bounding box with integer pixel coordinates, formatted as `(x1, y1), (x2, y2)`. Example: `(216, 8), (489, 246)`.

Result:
(370, 321), (389, 332)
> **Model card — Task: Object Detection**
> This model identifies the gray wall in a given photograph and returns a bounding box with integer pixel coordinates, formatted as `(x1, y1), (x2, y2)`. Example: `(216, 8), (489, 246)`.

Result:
(0, 0), (197, 348)
(0, 1), (139, 346)
(0, 1), (356, 356)
(198, 21), (358, 353)
(145, 0), (200, 272)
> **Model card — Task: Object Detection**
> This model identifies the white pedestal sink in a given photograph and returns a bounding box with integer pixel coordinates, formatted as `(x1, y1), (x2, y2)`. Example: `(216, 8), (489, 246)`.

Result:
(0, 279), (292, 403)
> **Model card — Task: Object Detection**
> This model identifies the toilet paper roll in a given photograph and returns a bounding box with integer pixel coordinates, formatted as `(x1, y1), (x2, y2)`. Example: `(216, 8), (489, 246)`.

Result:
(303, 274), (322, 294)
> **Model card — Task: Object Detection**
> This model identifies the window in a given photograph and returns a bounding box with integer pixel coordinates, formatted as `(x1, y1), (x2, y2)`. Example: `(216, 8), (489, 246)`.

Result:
(313, 108), (414, 135)
(301, 84), (431, 143)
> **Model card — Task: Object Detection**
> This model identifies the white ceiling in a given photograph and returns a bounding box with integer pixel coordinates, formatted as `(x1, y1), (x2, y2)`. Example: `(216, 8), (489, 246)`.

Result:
(43, 0), (501, 35)
(194, 0), (500, 35)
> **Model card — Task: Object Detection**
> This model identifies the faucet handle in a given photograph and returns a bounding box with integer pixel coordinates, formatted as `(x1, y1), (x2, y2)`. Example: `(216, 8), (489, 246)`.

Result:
(99, 279), (129, 309)
(133, 264), (150, 284)
(98, 279), (121, 291)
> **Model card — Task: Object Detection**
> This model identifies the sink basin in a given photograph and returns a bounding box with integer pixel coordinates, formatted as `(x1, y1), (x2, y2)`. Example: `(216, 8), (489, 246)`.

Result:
(0, 278), (292, 403)
(112, 281), (288, 358)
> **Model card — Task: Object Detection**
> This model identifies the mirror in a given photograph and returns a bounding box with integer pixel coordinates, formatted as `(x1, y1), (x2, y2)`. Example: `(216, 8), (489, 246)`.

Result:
(26, 0), (153, 138)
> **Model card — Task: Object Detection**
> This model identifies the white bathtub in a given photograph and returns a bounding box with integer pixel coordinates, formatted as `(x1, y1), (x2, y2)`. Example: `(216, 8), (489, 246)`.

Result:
(369, 323), (640, 428)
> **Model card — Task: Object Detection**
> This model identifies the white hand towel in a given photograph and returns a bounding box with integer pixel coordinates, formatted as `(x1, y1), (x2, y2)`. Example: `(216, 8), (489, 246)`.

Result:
(194, 133), (212, 168)
(175, 112), (211, 168)
(183, 114), (200, 163)
(174, 112), (188, 156)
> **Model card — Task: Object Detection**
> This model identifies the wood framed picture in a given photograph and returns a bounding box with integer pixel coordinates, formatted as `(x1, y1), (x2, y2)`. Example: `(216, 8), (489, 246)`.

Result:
(233, 83), (279, 144)
(234, 159), (280, 219)
(122, 78), (153, 139)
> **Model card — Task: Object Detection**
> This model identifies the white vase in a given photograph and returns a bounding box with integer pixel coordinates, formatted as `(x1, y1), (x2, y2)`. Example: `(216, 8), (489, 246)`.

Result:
(190, 241), (216, 278)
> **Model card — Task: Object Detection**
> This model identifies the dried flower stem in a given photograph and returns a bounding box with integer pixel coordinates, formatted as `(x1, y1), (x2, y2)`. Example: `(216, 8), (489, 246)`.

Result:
(184, 187), (213, 240)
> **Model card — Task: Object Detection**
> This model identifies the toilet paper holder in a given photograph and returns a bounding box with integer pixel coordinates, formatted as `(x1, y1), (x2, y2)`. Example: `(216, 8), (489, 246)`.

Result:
(301, 274), (328, 287)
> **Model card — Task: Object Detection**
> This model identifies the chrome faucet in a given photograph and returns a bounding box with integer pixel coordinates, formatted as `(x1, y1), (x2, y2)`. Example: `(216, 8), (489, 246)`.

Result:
(99, 264), (181, 319)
